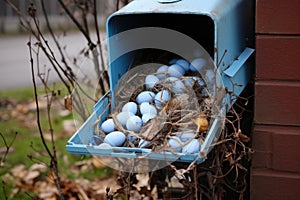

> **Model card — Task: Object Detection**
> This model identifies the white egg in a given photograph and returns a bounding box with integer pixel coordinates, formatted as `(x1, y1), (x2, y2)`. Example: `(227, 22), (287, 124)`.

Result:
(154, 90), (171, 106)
(166, 77), (186, 94)
(168, 136), (182, 152)
(136, 91), (155, 104)
(104, 131), (126, 147)
(140, 102), (158, 115)
(145, 74), (159, 88)
(98, 143), (112, 148)
(190, 58), (207, 72)
(117, 111), (134, 127)
(168, 64), (185, 78)
(182, 139), (200, 154)
(126, 115), (142, 132)
(122, 102), (138, 115)
(138, 139), (151, 148)
(156, 65), (169, 80)
(142, 113), (156, 124)
(179, 132), (195, 142)
(100, 118), (115, 133)
(176, 59), (190, 71)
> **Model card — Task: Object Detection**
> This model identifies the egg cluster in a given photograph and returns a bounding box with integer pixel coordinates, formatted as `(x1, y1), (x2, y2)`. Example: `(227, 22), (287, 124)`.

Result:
(91, 58), (213, 155)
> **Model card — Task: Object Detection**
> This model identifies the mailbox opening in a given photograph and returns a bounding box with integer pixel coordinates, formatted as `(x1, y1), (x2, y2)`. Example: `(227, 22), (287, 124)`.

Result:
(107, 13), (216, 101)
(66, 0), (255, 171)
(107, 13), (215, 57)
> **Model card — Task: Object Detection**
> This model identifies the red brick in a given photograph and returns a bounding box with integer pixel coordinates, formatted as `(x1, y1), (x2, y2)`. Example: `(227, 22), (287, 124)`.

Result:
(256, 36), (300, 81)
(252, 125), (300, 172)
(256, 0), (300, 34)
(255, 81), (300, 125)
(272, 131), (300, 172)
(251, 128), (272, 168)
(251, 169), (300, 200)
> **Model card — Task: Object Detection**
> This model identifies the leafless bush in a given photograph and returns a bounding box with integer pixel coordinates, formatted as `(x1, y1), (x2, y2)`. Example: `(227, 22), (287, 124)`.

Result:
(3, 0), (121, 199)
(4, 0), (253, 199)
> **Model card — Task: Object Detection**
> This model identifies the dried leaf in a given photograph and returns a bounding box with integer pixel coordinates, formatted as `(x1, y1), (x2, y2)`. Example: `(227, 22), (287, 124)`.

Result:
(23, 170), (40, 183)
(11, 164), (26, 178)
(238, 131), (250, 143)
(0, 147), (14, 155)
(59, 110), (71, 117)
(150, 185), (158, 200)
(16, 104), (29, 114)
(29, 163), (47, 173)
(43, 132), (57, 141)
(91, 157), (105, 169)
(193, 116), (209, 131)
(63, 120), (76, 133)
(64, 95), (72, 111)
(39, 190), (57, 199)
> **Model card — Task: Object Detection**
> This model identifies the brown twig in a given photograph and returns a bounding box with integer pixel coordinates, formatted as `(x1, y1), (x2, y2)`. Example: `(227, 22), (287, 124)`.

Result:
(57, 0), (92, 45)
(28, 35), (64, 200)
(0, 131), (17, 165)
(1, 180), (8, 200)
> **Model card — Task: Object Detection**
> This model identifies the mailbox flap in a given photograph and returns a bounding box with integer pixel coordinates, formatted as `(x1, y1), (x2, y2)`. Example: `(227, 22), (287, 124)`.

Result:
(224, 48), (255, 78)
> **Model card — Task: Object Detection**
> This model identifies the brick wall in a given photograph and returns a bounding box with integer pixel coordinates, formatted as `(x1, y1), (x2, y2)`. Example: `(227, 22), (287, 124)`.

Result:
(251, 0), (300, 199)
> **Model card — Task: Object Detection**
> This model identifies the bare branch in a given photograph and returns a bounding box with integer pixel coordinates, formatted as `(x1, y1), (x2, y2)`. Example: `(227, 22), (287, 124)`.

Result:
(57, 0), (92, 45)
(0, 131), (17, 165)
(1, 180), (8, 200)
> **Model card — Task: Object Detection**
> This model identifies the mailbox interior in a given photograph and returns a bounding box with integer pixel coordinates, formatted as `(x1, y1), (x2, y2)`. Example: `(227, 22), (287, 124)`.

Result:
(107, 13), (215, 97)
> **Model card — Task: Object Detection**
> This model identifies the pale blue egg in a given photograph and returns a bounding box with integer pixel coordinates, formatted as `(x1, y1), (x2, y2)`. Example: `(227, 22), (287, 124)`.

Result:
(183, 77), (195, 87)
(136, 91), (155, 104)
(168, 64), (185, 78)
(173, 80), (186, 94)
(127, 134), (137, 143)
(176, 59), (190, 71)
(104, 131), (126, 147)
(192, 76), (205, 86)
(166, 77), (186, 94)
(138, 139), (151, 148)
(166, 76), (179, 82)
(145, 74), (159, 88)
(142, 113), (156, 124)
(168, 136), (182, 152)
(179, 132), (195, 142)
(122, 102), (138, 115)
(117, 111), (134, 127)
(126, 115), (142, 132)
(140, 102), (157, 115)
(205, 69), (214, 84)
(156, 65), (169, 80)
(89, 135), (102, 145)
(100, 118), (115, 133)
(182, 139), (200, 154)
(154, 90), (171, 106)
(190, 58), (207, 72)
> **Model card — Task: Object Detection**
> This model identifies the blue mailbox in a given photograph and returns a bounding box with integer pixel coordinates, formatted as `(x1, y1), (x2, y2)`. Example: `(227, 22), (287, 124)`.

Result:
(66, 0), (254, 165)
